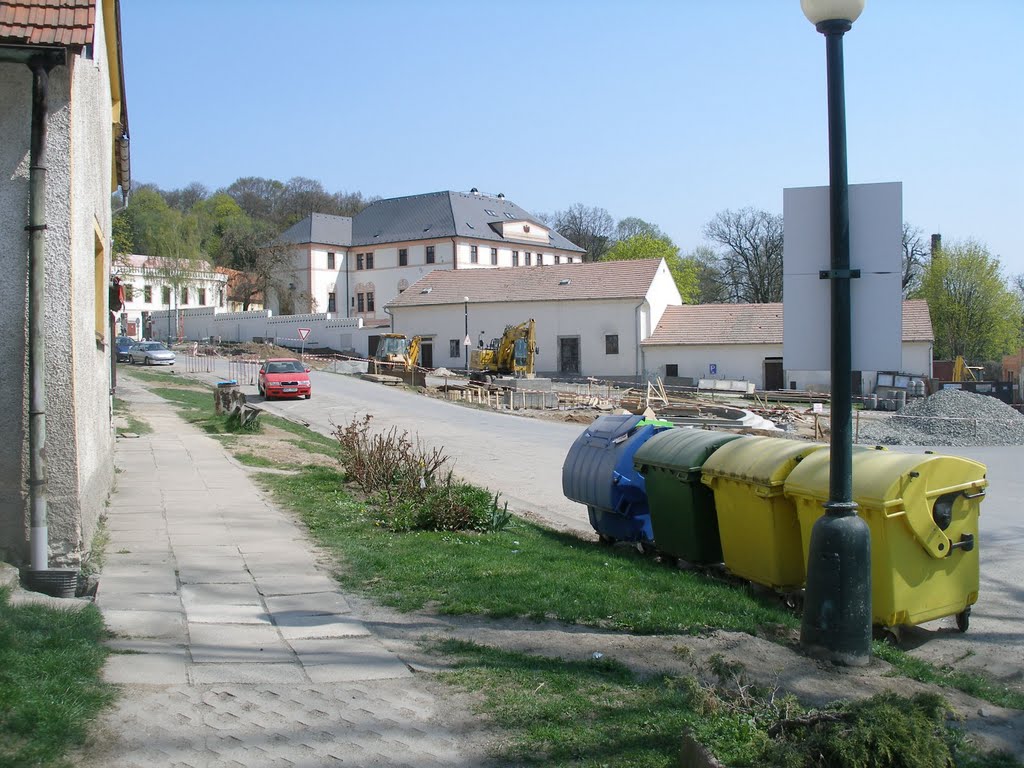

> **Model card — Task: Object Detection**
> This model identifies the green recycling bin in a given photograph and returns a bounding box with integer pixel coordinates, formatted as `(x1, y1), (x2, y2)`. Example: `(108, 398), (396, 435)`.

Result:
(785, 449), (986, 630)
(633, 429), (744, 564)
(701, 436), (826, 589)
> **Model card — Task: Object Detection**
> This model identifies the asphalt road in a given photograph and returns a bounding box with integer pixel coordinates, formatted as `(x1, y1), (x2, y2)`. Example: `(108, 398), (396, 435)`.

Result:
(188, 361), (1023, 679)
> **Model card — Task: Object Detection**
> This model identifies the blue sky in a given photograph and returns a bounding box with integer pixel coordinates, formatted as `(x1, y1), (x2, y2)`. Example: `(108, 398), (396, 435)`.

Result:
(120, 0), (1023, 275)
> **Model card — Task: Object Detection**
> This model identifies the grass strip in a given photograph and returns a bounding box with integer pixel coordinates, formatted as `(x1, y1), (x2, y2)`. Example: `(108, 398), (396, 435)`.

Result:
(259, 467), (794, 636)
(434, 639), (1018, 768)
(0, 589), (113, 768)
(874, 642), (1024, 710)
(112, 396), (152, 435)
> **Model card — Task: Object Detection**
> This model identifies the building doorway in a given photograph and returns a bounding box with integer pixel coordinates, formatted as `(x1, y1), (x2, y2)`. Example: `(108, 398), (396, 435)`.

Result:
(558, 337), (580, 375)
(764, 357), (783, 391)
(420, 342), (433, 368)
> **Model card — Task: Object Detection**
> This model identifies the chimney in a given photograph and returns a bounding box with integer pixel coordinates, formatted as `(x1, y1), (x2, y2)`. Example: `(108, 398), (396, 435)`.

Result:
(930, 233), (942, 256)
(470, 187), (479, 195)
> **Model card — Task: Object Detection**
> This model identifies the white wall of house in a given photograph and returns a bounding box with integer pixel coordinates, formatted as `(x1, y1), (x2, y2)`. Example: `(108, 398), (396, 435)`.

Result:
(115, 263), (228, 339)
(0, 10), (117, 564)
(643, 340), (934, 394)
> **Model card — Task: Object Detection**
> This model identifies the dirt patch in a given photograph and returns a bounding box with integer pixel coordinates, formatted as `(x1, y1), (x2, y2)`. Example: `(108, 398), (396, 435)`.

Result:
(226, 424), (340, 469)
(343, 594), (1024, 758)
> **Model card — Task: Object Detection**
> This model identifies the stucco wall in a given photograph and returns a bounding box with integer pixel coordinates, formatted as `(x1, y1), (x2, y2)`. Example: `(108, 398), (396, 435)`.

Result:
(0, 25), (116, 564)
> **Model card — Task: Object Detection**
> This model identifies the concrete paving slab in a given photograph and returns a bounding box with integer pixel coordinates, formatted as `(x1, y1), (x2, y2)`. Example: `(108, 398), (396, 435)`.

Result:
(177, 565), (251, 584)
(188, 623), (293, 663)
(180, 582), (261, 606)
(105, 638), (188, 657)
(289, 637), (406, 669)
(277, 615), (370, 641)
(101, 609), (186, 640)
(96, 592), (183, 612)
(253, 574), (339, 596)
(103, 653), (188, 685)
(187, 663), (307, 685)
(185, 604), (271, 625)
(99, 571), (178, 594)
(264, 592), (352, 616)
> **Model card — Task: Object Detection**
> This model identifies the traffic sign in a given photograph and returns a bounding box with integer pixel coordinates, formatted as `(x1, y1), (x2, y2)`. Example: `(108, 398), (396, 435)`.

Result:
(297, 328), (311, 340)
(463, 335), (471, 346)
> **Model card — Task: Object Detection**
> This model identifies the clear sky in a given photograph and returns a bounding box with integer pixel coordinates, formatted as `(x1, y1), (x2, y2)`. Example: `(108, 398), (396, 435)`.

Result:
(120, 0), (1023, 275)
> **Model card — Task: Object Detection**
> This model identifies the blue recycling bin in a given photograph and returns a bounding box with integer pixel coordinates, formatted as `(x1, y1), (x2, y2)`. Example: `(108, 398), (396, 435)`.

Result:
(562, 414), (671, 545)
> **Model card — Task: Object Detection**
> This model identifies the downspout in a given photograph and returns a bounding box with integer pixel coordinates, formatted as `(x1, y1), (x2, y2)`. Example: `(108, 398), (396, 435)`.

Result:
(634, 299), (647, 386)
(345, 249), (350, 318)
(384, 305), (394, 332)
(27, 53), (61, 571)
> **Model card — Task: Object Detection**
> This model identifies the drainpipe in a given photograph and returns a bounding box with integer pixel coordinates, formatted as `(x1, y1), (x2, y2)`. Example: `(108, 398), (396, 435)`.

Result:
(27, 53), (61, 571)
(345, 250), (350, 318)
(634, 299), (647, 386)
(384, 305), (394, 332)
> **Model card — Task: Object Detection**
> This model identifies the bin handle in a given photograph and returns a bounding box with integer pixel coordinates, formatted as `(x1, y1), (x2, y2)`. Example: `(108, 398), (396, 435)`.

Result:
(961, 490), (986, 500)
(946, 533), (975, 555)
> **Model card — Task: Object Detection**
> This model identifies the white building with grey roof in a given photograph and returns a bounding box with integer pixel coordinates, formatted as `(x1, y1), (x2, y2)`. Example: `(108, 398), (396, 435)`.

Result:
(269, 189), (585, 322)
(386, 258), (681, 377)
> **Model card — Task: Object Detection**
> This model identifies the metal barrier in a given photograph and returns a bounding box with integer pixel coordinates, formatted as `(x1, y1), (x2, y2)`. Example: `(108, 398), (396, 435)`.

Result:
(227, 358), (261, 386)
(179, 353), (216, 374)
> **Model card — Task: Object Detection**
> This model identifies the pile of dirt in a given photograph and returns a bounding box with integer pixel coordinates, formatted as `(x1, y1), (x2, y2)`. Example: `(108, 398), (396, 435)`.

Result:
(857, 389), (1024, 446)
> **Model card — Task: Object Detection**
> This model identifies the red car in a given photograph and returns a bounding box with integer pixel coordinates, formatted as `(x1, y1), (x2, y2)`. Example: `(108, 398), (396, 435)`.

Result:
(258, 358), (312, 400)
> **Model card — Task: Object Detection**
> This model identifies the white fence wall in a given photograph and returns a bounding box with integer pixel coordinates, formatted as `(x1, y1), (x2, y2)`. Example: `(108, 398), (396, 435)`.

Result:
(149, 307), (370, 353)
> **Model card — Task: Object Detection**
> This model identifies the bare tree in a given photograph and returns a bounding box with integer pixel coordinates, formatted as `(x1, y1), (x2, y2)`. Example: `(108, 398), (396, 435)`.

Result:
(902, 223), (930, 296)
(681, 245), (730, 304)
(547, 203), (615, 262)
(162, 181), (209, 212)
(218, 220), (294, 312)
(703, 208), (784, 303)
(614, 216), (667, 243)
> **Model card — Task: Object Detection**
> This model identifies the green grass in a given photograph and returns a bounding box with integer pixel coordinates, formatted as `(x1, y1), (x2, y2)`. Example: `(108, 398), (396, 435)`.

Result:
(119, 366), (181, 385)
(232, 452), (278, 468)
(0, 589), (113, 768)
(874, 642), (1024, 710)
(434, 639), (1019, 768)
(258, 467), (795, 636)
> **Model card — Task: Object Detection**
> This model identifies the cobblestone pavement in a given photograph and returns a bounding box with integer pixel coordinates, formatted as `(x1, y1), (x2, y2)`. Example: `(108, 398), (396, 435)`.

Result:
(79, 380), (492, 767)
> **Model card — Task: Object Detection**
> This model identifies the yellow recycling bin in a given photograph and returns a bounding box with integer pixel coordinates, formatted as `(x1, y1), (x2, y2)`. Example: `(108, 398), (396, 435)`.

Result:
(784, 449), (986, 630)
(700, 436), (825, 589)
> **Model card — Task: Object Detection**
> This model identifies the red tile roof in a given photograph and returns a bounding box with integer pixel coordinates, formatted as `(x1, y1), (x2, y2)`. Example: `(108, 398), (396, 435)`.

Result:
(0, 0), (95, 47)
(387, 259), (665, 308)
(642, 299), (933, 346)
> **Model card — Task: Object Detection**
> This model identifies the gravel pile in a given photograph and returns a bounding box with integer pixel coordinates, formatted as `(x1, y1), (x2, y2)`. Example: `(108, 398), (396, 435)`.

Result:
(857, 388), (1024, 447)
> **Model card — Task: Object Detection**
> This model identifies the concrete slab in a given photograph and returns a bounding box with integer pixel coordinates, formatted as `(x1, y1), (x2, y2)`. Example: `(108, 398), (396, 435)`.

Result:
(98, 571), (178, 594)
(95, 592), (182, 612)
(185, 603), (271, 625)
(188, 623), (293, 663)
(277, 615), (370, 641)
(254, 574), (339, 596)
(289, 636), (403, 667)
(187, 663), (307, 685)
(103, 653), (188, 685)
(180, 582), (261, 607)
(101, 609), (186, 640)
(264, 592), (352, 616)
(177, 565), (251, 584)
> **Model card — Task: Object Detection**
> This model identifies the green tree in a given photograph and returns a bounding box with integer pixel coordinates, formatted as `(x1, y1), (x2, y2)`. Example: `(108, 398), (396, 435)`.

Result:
(193, 192), (248, 262)
(915, 239), (1022, 360)
(602, 234), (698, 302)
(680, 245), (729, 304)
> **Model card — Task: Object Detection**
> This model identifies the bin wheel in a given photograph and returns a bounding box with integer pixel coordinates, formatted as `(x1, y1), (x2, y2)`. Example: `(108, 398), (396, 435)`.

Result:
(955, 608), (970, 633)
(598, 534), (615, 546)
(637, 542), (656, 556)
(880, 626), (902, 647)
(783, 592), (804, 611)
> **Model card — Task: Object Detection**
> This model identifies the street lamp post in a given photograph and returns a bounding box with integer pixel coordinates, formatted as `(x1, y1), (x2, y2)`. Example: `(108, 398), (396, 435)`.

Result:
(464, 297), (470, 371)
(799, 0), (872, 666)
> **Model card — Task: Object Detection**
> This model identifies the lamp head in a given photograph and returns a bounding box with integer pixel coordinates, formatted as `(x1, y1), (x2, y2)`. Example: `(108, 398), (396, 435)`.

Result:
(801, 0), (864, 26)
(464, 296), (469, 303)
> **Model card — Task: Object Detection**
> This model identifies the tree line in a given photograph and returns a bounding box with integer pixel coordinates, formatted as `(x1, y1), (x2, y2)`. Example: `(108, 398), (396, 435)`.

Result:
(114, 179), (1022, 362)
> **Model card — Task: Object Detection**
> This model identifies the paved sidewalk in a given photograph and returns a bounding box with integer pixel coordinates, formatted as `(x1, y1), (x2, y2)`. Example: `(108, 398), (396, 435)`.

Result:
(82, 380), (489, 767)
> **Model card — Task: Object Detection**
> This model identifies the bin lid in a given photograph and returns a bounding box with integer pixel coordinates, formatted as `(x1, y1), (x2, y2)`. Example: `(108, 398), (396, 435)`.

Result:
(701, 435), (825, 487)
(582, 413), (643, 445)
(633, 428), (743, 472)
(784, 448), (988, 507)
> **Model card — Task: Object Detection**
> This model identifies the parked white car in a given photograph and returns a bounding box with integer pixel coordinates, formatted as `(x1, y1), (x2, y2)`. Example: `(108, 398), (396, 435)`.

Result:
(128, 341), (176, 366)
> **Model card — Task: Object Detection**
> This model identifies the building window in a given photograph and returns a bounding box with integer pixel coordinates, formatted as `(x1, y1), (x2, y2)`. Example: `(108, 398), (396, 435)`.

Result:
(144, 285), (152, 303)
(161, 286), (171, 304)
(357, 293), (365, 312)
(220, 290), (225, 307)
(357, 253), (364, 270)
(554, 255), (560, 265)
(123, 283), (134, 302)
(327, 252), (336, 269)
(366, 252), (374, 269)
(181, 287), (189, 304)
(536, 253), (543, 266)
(327, 292), (336, 313)
(490, 247), (498, 265)
(470, 245), (478, 264)
(605, 334), (619, 355)
(666, 364), (679, 378)
(449, 339), (461, 358)
(198, 288), (206, 305)
(399, 248), (408, 266)
(525, 252), (532, 266)
(366, 292), (375, 311)
(426, 245), (435, 264)
(512, 251), (519, 266)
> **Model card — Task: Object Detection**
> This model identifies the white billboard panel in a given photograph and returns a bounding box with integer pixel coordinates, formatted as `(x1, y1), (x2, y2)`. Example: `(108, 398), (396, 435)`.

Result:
(783, 182), (903, 372)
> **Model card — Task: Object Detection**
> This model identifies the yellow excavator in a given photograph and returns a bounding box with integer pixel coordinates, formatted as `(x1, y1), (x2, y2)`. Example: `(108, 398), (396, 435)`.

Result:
(470, 319), (537, 381)
(952, 356), (982, 382)
(372, 333), (422, 374)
